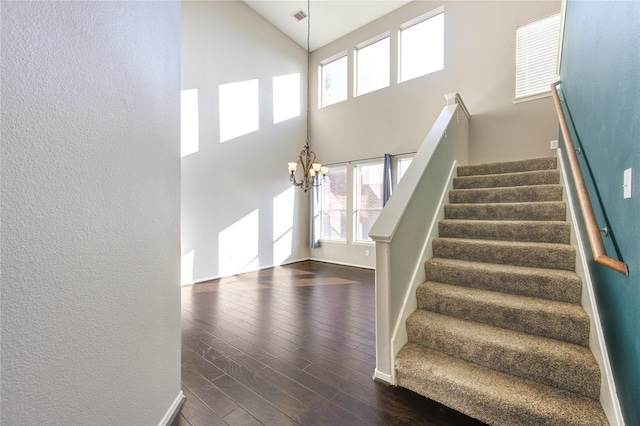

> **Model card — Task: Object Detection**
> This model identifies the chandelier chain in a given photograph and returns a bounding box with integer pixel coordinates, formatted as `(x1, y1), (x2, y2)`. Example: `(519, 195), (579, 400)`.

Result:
(305, 0), (311, 148)
(287, 0), (327, 192)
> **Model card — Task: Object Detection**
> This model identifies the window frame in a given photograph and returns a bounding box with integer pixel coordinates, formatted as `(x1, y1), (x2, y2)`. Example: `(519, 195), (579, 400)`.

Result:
(396, 155), (414, 184)
(353, 160), (385, 243)
(354, 32), (391, 97)
(318, 165), (348, 241)
(319, 52), (348, 108)
(514, 12), (562, 103)
(398, 6), (445, 83)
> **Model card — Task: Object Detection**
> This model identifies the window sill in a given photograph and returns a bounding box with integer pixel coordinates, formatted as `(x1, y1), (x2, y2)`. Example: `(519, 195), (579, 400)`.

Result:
(513, 91), (552, 104)
(352, 241), (375, 246)
(318, 239), (347, 245)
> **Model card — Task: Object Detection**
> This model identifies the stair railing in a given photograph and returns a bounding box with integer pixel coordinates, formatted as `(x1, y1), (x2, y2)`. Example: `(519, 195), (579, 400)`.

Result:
(550, 82), (629, 276)
(369, 92), (469, 384)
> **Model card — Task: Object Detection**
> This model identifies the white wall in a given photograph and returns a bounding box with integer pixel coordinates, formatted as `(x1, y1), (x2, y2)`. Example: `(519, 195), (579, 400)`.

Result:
(181, 1), (311, 283)
(309, 0), (560, 267)
(1, 2), (182, 424)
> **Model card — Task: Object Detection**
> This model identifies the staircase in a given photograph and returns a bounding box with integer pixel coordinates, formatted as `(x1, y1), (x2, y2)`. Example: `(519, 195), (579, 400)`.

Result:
(395, 157), (609, 425)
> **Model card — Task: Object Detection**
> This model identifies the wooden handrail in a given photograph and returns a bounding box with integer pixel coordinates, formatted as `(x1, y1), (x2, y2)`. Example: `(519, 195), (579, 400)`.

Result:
(550, 82), (629, 276)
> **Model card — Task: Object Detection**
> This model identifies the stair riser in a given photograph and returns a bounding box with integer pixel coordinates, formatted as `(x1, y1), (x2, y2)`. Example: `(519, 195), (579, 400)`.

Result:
(406, 312), (599, 398)
(417, 286), (590, 346)
(453, 170), (560, 189)
(457, 157), (557, 177)
(432, 239), (576, 271)
(444, 203), (566, 221)
(424, 259), (582, 304)
(449, 185), (563, 204)
(438, 221), (571, 244)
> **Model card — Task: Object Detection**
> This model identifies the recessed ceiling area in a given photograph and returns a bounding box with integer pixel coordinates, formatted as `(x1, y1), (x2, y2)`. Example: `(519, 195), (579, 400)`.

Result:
(243, 0), (413, 51)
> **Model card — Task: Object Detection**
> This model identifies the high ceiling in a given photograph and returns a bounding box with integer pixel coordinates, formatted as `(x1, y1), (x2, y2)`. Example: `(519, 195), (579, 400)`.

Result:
(243, 0), (412, 51)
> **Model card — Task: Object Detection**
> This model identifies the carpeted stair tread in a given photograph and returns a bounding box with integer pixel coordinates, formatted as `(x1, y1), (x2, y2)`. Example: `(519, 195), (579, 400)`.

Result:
(432, 237), (576, 271)
(438, 219), (570, 244)
(395, 343), (609, 426)
(417, 281), (589, 346)
(457, 157), (557, 177)
(424, 258), (582, 303)
(453, 169), (560, 189)
(444, 201), (567, 221)
(405, 310), (600, 398)
(449, 184), (563, 204)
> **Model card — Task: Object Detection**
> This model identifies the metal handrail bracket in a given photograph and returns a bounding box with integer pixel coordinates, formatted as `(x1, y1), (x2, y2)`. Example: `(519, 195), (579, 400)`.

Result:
(550, 81), (629, 276)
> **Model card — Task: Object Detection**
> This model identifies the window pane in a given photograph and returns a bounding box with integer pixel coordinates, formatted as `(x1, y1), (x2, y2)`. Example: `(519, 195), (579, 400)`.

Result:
(400, 13), (444, 82)
(320, 166), (347, 239)
(398, 158), (413, 182)
(355, 163), (383, 241)
(515, 13), (560, 99)
(356, 37), (390, 96)
(321, 56), (347, 107)
(357, 163), (383, 209)
(321, 210), (347, 239)
(356, 210), (381, 242)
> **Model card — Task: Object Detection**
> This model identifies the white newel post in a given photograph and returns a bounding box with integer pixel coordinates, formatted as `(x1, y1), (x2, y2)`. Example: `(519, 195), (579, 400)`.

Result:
(374, 240), (394, 384)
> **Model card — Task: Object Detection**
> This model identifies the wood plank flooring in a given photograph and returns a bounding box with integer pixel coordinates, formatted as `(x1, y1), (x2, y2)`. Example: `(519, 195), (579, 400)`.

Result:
(174, 261), (486, 426)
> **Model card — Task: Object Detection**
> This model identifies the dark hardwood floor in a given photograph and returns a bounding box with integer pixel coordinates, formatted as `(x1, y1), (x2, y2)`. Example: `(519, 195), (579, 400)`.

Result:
(173, 260), (486, 426)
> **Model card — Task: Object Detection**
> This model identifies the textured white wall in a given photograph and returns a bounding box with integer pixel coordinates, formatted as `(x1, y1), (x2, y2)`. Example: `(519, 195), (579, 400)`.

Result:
(181, 1), (310, 283)
(310, 0), (560, 267)
(1, 2), (182, 424)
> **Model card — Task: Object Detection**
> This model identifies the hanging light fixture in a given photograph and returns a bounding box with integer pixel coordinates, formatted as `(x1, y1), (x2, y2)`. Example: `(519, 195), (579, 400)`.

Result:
(288, 0), (327, 192)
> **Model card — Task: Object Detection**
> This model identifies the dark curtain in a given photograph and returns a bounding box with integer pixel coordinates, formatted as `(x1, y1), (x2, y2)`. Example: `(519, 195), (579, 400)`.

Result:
(383, 153), (393, 206)
(310, 176), (320, 248)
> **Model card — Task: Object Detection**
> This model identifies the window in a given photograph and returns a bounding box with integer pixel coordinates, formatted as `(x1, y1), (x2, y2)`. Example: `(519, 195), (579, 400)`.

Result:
(319, 166), (347, 240)
(354, 162), (384, 242)
(399, 9), (444, 82)
(320, 55), (347, 107)
(515, 13), (561, 101)
(356, 35), (390, 96)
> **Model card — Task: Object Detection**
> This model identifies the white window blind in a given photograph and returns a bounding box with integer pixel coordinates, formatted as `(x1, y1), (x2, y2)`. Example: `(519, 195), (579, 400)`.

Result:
(515, 13), (561, 101)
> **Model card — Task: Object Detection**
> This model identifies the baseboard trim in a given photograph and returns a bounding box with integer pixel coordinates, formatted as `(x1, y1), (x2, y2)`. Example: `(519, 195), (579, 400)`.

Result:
(187, 258), (311, 285)
(373, 369), (393, 384)
(159, 390), (185, 426)
(558, 149), (625, 426)
(307, 258), (375, 270)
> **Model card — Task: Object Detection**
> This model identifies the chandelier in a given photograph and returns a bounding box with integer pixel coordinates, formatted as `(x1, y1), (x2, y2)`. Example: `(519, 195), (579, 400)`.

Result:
(288, 0), (327, 192)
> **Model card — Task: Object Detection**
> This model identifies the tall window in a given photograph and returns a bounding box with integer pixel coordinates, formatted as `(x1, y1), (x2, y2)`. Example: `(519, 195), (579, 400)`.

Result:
(515, 13), (561, 101)
(356, 35), (390, 96)
(319, 166), (347, 240)
(320, 55), (347, 107)
(354, 162), (384, 242)
(399, 9), (444, 82)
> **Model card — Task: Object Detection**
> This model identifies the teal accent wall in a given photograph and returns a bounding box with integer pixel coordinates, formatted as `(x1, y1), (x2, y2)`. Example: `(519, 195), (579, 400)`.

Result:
(560, 1), (640, 424)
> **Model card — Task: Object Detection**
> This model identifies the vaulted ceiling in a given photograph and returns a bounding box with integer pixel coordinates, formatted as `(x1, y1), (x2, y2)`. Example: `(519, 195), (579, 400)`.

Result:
(243, 0), (412, 51)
